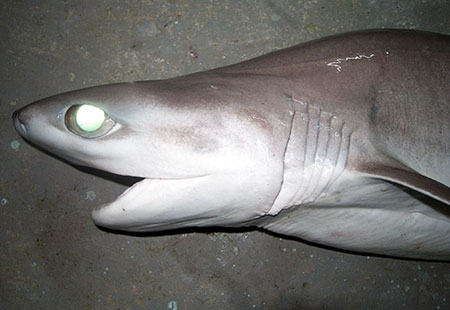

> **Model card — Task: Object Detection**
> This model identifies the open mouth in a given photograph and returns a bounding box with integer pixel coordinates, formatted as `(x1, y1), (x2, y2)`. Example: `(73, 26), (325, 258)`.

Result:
(12, 106), (216, 232)
(90, 177), (160, 231)
(88, 170), (212, 232)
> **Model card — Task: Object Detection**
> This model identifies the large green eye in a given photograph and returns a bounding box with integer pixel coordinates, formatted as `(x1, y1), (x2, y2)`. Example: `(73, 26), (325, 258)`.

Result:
(75, 104), (105, 132)
(65, 104), (115, 138)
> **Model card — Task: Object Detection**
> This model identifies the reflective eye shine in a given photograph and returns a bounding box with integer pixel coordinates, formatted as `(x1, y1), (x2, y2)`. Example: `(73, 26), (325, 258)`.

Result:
(65, 104), (116, 138)
(76, 105), (105, 132)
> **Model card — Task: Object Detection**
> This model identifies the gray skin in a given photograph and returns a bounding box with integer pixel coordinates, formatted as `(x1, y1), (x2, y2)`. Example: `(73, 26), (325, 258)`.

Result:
(13, 29), (450, 260)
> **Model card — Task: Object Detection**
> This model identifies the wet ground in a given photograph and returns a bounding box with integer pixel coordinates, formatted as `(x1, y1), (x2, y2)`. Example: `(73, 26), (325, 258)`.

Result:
(1, 1), (450, 309)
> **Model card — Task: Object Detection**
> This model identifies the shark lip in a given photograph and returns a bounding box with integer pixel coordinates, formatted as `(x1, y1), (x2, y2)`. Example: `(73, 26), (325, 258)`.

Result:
(91, 175), (211, 231)
(101, 174), (210, 208)
(91, 178), (150, 226)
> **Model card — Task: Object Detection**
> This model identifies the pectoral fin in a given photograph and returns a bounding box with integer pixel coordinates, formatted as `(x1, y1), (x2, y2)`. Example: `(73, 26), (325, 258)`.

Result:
(358, 165), (450, 205)
(260, 173), (450, 260)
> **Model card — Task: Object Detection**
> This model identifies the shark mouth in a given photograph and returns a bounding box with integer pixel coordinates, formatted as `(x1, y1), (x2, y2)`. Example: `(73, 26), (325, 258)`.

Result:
(88, 171), (212, 232)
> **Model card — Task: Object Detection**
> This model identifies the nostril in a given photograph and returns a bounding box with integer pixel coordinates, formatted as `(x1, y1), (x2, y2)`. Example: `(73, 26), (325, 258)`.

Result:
(12, 110), (28, 136)
(13, 108), (26, 123)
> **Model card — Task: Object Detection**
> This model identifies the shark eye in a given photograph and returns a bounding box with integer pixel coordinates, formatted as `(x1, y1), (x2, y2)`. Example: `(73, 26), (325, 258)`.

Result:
(65, 104), (115, 138)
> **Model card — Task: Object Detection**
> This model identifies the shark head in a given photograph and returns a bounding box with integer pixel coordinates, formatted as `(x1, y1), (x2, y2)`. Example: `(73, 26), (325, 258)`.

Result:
(13, 78), (289, 232)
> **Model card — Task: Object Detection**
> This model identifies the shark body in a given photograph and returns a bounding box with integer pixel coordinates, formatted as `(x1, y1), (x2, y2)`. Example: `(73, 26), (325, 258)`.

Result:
(13, 30), (450, 260)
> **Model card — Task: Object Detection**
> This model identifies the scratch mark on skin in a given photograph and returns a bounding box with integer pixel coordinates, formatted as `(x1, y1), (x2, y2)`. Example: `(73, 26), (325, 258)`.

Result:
(327, 53), (375, 72)
(291, 97), (307, 105)
(250, 115), (268, 125)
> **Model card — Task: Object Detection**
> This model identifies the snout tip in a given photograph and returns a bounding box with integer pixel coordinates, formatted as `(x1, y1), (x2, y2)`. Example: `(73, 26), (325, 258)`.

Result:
(12, 108), (28, 136)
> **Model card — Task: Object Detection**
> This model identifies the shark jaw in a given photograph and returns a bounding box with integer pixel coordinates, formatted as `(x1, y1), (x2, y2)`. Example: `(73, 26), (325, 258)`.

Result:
(90, 170), (277, 233)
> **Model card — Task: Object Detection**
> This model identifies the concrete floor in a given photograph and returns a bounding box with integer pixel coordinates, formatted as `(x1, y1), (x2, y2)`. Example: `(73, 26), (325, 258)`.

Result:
(1, 0), (450, 309)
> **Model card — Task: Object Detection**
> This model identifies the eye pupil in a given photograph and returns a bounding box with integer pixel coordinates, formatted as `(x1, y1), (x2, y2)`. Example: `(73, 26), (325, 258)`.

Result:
(75, 104), (105, 132)
(65, 103), (115, 138)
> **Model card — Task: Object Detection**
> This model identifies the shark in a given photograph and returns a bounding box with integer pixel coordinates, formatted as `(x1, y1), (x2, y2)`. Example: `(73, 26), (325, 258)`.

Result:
(13, 29), (450, 260)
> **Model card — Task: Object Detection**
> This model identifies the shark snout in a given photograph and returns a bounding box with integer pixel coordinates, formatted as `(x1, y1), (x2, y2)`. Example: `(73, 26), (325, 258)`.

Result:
(12, 108), (28, 136)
